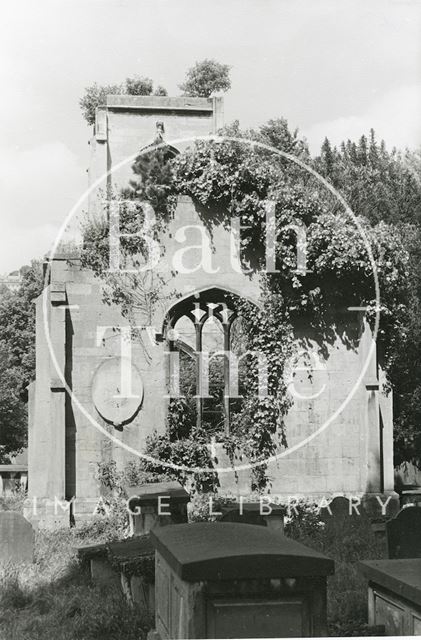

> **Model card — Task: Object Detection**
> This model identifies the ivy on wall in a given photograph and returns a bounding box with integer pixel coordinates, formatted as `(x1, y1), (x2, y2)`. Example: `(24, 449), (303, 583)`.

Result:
(84, 122), (410, 491)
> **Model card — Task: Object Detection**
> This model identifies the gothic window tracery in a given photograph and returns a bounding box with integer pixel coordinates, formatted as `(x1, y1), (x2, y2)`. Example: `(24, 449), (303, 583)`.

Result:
(165, 289), (248, 435)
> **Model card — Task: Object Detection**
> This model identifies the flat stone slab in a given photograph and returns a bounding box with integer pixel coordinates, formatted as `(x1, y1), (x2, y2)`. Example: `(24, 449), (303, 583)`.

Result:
(218, 501), (285, 516)
(0, 511), (34, 563)
(76, 535), (154, 570)
(76, 541), (108, 561)
(360, 559), (421, 607)
(150, 522), (334, 582)
(108, 535), (154, 564)
(126, 481), (189, 507)
(0, 465), (27, 473)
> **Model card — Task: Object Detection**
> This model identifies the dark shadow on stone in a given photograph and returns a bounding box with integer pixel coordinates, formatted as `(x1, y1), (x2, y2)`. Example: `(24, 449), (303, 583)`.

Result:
(65, 306), (76, 506)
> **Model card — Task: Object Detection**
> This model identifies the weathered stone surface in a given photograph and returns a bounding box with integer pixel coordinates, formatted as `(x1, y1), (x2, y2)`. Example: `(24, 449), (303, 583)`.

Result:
(320, 495), (382, 548)
(218, 500), (285, 532)
(153, 523), (332, 638)
(27, 94), (396, 525)
(387, 506), (421, 559)
(90, 557), (120, 587)
(150, 522), (334, 581)
(360, 558), (421, 635)
(0, 512), (34, 563)
(127, 481), (190, 535)
(360, 559), (421, 607)
(76, 535), (154, 588)
(126, 480), (189, 506)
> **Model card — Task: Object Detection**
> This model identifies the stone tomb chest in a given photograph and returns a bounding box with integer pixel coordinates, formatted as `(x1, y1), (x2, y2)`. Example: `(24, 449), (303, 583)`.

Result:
(126, 481), (190, 536)
(77, 535), (155, 612)
(360, 559), (421, 636)
(150, 522), (334, 639)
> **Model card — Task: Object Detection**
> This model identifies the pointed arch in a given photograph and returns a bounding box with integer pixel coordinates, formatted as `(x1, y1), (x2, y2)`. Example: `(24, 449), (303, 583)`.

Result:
(164, 287), (258, 434)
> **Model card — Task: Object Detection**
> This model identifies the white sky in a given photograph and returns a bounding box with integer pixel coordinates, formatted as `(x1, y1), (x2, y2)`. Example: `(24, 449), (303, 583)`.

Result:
(0, 0), (420, 272)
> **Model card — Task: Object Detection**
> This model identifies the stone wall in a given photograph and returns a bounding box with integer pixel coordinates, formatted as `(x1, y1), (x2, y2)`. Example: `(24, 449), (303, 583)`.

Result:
(27, 195), (395, 524)
(88, 95), (223, 206)
(26, 95), (397, 525)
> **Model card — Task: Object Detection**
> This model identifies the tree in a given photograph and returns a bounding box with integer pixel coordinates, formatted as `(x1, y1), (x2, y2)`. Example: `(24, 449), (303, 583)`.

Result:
(179, 59), (231, 97)
(125, 75), (153, 96)
(315, 133), (421, 466)
(81, 120), (410, 488)
(79, 82), (124, 125)
(258, 118), (309, 159)
(320, 137), (336, 182)
(314, 130), (421, 226)
(80, 78), (168, 124)
(0, 263), (44, 461)
(0, 345), (28, 461)
(154, 85), (168, 96)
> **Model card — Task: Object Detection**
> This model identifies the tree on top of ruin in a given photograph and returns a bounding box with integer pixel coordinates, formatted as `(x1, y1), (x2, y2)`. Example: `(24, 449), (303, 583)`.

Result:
(79, 77), (168, 125)
(179, 59), (231, 98)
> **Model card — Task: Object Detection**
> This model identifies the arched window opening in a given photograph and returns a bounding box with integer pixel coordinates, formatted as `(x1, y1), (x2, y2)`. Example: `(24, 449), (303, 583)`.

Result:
(201, 315), (225, 436)
(165, 289), (251, 436)
(229, 315), (248, 425)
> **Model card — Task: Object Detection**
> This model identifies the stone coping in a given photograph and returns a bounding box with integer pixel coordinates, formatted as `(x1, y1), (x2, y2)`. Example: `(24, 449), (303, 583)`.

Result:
(217, 501), (286, 516)
(76, 535), (153, 564)
(150, 522), (334, 582)
(105, 95), (214, 112)
(108, 536), (153, 560)
(126, 481), (189, 506)
(359, 559), (421, 607)
(0, 465), (27, 473)
(76, 541), (108, 560)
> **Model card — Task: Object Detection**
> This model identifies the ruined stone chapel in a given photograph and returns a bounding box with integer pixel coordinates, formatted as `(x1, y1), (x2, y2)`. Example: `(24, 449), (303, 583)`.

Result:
(26, 95), (397, 525)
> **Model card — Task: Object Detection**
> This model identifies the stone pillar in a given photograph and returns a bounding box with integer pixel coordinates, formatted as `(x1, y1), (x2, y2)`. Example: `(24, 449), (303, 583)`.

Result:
(378, 368), (395, 493)
(49, 286), (67, 501)
(360, 316), (382, 493)
(360, 316), (399, 515)
(365, 385), (381, 493)
(212, 97), (224, 132)
(25, 280), (69, 527)
(88, 106), (108, 215)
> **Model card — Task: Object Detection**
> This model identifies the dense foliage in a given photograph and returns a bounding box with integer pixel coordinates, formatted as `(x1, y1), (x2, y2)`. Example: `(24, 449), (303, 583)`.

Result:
(0, 489), (383, 638)
(178, 59), (231, 97)
(81, 117), (414, 487)
(314, 132), (421, 466)
(79, 58), (232, 126)
(79, 77), (168, 125)
(0, 263), (44, 460)
(0, 506), (152, 640)
(315, 131), (421, 225)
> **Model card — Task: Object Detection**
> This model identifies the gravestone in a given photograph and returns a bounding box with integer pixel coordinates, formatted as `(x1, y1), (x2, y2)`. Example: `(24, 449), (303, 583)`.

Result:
(401, 489), (421, 508)
(387, 506), (421, 559)
(319, 496), (387, 555)
(150, 522), (334, 639)
(0, 511), (34, 563)
(320, 496), (372, 533)
(360, 558), (421, 635)
(321, 496), (357, 520)
(320, 496), (374, 525)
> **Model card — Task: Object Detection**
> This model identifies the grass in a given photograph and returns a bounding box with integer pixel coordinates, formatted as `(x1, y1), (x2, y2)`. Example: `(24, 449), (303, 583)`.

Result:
(0, 493), (386, 638)
(0, 512), (152, 640)
(285, 506), (387, 635)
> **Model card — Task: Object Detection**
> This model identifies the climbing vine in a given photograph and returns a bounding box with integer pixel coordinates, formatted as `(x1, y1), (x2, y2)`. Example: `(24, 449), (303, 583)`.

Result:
(82, 122), (410, 490)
